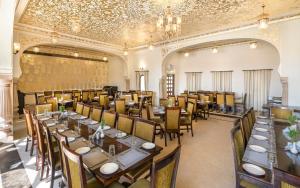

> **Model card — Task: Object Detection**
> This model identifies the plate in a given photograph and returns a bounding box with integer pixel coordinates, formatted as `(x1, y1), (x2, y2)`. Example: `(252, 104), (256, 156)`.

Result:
(142, 142), (155, 150)
(47, 122), (56, 127)
(249, 145), (267, 153)
(256, 121), (268, 125)
(255, 127), (268, 132)
(40, 117), (50, 121)
(242, 163), (265, 176)
(75, 147), (91, 155)
(79, 116), (87, 120)
(90, 120), (98, 125)
(116, 132), (127, 138)
(257, 116), (268, 119)
(57, 129), (65, 133)
(67, 137), (75, 142)
(101, 125), (111, 130)
(100, 163), (119, 175)
(253, 135), (268, 141)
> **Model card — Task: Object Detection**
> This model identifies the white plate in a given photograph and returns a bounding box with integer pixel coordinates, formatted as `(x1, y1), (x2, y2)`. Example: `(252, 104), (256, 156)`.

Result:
(255, 127), (268, 132)
(116, 132), (127, 138)
(101, 125), (111, 130)
(142, 142), (155, 150)
(40, 117), (50, 121)
(100, 163), (119, 175)
(253, 135), (268, 141)
(47, 122), (56, 127)
(242, 163), (265, 176)
(79, 116), (87, 120)
(75, 147), (91, 155)
(90, 120), (98, 125)
(256, 121), (268, 125)
(67, 137), (75, 142)
(57, 129), (65, 133)
(257, 116), (268, 119)
(249, 145), (267, 153)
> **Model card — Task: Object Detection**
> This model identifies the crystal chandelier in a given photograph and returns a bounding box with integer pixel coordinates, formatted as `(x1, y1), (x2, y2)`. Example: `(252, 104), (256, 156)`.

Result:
(156, 6), (182, 39)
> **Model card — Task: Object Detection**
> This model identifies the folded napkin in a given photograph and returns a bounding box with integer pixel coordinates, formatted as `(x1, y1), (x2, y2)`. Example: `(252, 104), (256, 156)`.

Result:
(83, 149), (108, 169)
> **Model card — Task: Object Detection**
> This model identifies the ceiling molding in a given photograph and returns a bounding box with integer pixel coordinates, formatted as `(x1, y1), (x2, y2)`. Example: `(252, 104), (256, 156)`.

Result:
(14, 0), (29, 24)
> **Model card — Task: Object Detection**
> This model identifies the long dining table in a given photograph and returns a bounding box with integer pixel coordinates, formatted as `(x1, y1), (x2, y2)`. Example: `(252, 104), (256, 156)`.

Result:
(36, 111), (163, 186)
(242, 116), (300, 187)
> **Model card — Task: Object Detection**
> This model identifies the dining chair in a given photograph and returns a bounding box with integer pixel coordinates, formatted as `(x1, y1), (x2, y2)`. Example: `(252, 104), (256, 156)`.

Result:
(128, 145), (181, 188)
(32, 115), (48, 180)
(240, 114), (251, 146)
(46, 97), (58, 111)
(250, 108), (256, 124)
(216, 93), (225, 112)
(90, 107), (103, 122)
(177, 96), (186, 109)
(82, 90), (90, 103)
(246, 110), (254, 130)
(146, 91), (153, 105)
(271, 107), (293, 120)
(188, 94), (198, 99)
(82, 105), (91, 117)
(117, 114), (134, 134)
(99, 95), (109, 109)
(72, 90), (81, 102)
(187, 97), (197, 120)
(145, 104), (163, 135)
(133, 93), (139, 103)
(23, 108), (36, 156)
(162, 107), (181, 146)
(42, 124), (61, 188)
(159, 98), (168, 107)
(89, 90), (95, 101)
(76, 102), (84, 114)
(180, 102), (194, 136)
(274, 167), (300, 188)
(35, 103), (53, 114)
(62, 93), (72, 100)
(37, 95), (46, 104)
(128, 97), (144, 118)
(115, 99), (126, 114)
(61, 143), (123, 188)
(121, 94), (132, 102)
(168, 95), (176, 106)
(231, 120), (268, 188)
(44, 91), (53, 97)
(225, 93), (235, 112)
(54, 91), (63, 100)
(102, 111), (117, 128)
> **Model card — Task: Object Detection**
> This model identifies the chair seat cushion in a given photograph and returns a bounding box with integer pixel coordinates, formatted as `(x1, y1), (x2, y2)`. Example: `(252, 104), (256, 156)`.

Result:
(129, 179), (150, 188)
(129, 108), (140, 114)
(180, 117), (191, 125)
(240, 180), (259, 188)
(126, 161), (151, 180)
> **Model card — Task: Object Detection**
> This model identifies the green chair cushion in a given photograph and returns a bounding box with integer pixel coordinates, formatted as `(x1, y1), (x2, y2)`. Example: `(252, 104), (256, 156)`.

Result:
(240, 180), (259, 188)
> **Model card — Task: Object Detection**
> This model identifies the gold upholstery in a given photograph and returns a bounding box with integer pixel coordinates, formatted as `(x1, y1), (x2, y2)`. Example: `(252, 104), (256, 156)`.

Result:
(90, 108), (102, 122)
(102, 111), (116, 128)
(217, 93), (225, 105)
(76, 103), (84, 114)
(24, 109), (35, 137)
(24, 94), (37, 105)
(62, 93), (72, 100)
(271, 107), (293, 120)
(54, 91), (62, 99)
(225, 94), (235, 106)
(155, 160), (176, 188)
(165, 108), (181, 130)
(128, 179), (150, 188)
(200, 95), (209, 101)
(133, 93), (139, 103)
(168, 96), (176, 106)
(35, 104), (52, 114)
(134, 120), (155, 142)
(82, 91), (89, 102)
(46, 97), (58, 111)
(121, 95), (132, 102)
(188, 94), (198, 99)
(115, 99), (126, 114)
(159, 98), (168, 107)
(99, 95), (109, 107)
(240, 180), (259, 188)
(177, 96), (186, 109)
(89, 91), (95, 101)
(187, 98), (197, 113)
(181, 102), (194, 124)
(82, 105), (91, 117)
(73, 91), (81, 101)
(250, 108), (256, 124)
(232, 126), (245, 165)
(37, 95), (46, 104)
(117, 115), (133, 134)
(241, 116), (251, 143)
(247, 112), (254, 130)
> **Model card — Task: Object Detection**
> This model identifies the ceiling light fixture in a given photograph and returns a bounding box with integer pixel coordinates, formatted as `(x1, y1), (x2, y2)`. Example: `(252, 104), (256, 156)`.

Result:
(123, 43), (128, 56)
(250, 42), (257, 49)
(157, 6), (182, 39)
(258, 5), (269, 29)
(13, 42), (20, 54)
(73, 52), (79, 57)
(148, 35), (154, 50)
(212, 47), (218, 54)
(103, 56), (108, 61)
(33, 47), (40, 53)
(184, 52), (189, 57)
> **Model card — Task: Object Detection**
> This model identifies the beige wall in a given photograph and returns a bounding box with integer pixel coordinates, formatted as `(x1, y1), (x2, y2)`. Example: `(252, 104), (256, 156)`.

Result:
(18, 54), (108, 92)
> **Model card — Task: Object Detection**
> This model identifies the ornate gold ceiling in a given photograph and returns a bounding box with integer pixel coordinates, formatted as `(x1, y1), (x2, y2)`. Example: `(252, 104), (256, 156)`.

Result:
(19, 0), (300, 47)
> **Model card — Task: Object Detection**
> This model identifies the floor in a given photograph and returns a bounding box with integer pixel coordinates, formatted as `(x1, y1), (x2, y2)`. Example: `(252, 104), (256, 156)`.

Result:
(0, 114), (237, 188)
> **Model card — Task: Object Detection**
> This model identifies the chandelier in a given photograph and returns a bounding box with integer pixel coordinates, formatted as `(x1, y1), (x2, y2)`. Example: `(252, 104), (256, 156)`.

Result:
(156, 6), (182, 39)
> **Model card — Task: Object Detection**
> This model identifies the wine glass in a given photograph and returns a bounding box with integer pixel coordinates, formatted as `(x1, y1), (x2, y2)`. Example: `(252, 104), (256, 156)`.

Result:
(109, 145), (116, 161)
(131, 136), (137, 149)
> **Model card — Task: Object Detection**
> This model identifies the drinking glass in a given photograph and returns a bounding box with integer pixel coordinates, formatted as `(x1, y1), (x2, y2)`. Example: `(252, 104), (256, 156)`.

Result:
(131, 136), (137, 149)
(44, 108), (48, 116)
(268, 152), (274, 171)
(109, 145), (116, 161)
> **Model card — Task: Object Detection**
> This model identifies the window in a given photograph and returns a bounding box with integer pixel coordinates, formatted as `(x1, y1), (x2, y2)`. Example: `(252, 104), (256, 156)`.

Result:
(166, 74), (175, 96)
(211, 71), (232, 92)
(140, 75), (145, 91)
(186, 72), (202, 91)
(136, 71), (148, 91)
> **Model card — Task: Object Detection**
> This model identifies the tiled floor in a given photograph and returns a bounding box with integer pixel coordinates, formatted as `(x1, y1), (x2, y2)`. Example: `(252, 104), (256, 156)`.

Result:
(1, 115), (236, 188)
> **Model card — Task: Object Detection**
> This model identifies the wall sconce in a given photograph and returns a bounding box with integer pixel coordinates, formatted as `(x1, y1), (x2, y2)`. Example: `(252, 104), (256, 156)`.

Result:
(249, 42), (257, 49)
(33, 47), (40, 53)
(13, 42), (21, 54)
(139, 65), (145, 70)
(184, 52), (189, 57)
(103, 56), (108, 61)
(212, 47), (218, 54)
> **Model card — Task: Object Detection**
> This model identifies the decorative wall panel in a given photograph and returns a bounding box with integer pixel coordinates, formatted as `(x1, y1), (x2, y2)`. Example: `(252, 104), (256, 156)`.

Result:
(18, 54), (108, 92)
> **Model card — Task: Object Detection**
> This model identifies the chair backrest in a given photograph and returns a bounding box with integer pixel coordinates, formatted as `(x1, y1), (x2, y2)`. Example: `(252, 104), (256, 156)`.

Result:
(82, 90), (89, 102)
(75, 103), (84, 114)
(99, 95), (109, 108)
(134, 118), (156, 142)
(72, 90), (81, 101)
(274, 167), (300, 188)
(35, 103), (52, 114)
(200, 95), (209, 102)
(102, 111), (117, 128)
(117, 114), (134, 134)
(225, 94), (235, 106)
(177, 96), (186, 109)
(115, 99), (126, 114)
(133, 93), (139, 103)
(146, 104), (157, 120)
(44, 91), (53, 97)
(89, 90), (95, 101)
(82, 105), (91, 117)
(216, 93), (225, 105)
(240, 115), (251, 144)
(165, 107), (181, 131)
(187, 98), (197, 112)
(62, 93), (72, 100)
(168, 96), (176, 106)
(159, 98), (168, 107)
(46, 97), (58, 111)
(62, 143), (87, 188)
(271, 107), (293, 120)
(231, 121), (245, 187)
(42, 124), (57, 169)
(90, 107), (103, 122)
(188, 94), (198, 100)
(150, 145), (181, 188)
(250, 108), (256, 124)
(186, 102), (194, 123)
(37, 95), (46, 104)
(56, 131), (69, 181)
(24, 93), (37, 105)
(54, 91), (62, 99)
(246, 111), (254, 130)
(23, 108), (35, 137)
(32, 115), (46, 155)
(121, 94), (132, 102)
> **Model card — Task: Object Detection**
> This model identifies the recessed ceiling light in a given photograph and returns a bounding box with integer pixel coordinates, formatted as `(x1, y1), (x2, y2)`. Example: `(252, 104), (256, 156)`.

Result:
(250, 42), (257, 49)
(148, 44), (154, 50)
(73, 52), (79, 57)
(103, 57), (108, 61)
(184, 52), (189, 57)
(33, 47), (39, 53)
(212, 47), (218, 54)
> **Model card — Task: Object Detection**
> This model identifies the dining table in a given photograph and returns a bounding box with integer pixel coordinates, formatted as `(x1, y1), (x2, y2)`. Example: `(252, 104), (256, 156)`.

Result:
(152, 106), (189, 117)
(38, 111), (163, 186)
(241, 116), (300, 187)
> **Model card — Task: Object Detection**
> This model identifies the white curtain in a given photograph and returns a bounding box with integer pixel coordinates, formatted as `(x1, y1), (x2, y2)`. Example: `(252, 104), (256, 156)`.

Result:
(212, 71), (232, 92)
(244, 69), (272, 111)
(186, 72), (202, 91)
(136, 71), (149, 91)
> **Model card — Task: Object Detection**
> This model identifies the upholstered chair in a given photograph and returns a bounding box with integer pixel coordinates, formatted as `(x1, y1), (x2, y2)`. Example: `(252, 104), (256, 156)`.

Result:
(129, 146), (181, 188)
(240, 115), (251, 145)
(133, 93), (139, 103)
(162, 107), (181, 146)
(177, 96), (186, 109)
(90, 107), (103, 122)
(82, 90), (90, 103)
(128, 97), (144, 118)
(274, 168), (300, 188)
(115, 99), (126, 114)
(145, 104), (163, 135)
(168, 95), (176, 106)
(72, 90), (81, 102)
(82, 105), (91, 117)
(271, 107), (293, 120)
(99, 95), (109, 109)
(102, 111), (117, 128)
(23, 108), (36, 156)
(44, 91), (53, 97)
(250, 108), (256, 124)
(116, 114), (134, 134)
(46, 97), (58, 111)
(76, 103), (84, 114)
(216, 93), (225, 111)
(225, 93), (235, 111)
(180, 102), (194, 136)
(159, 98), (168, 107)
(35, 104), (53, 114)
(54, 91), (63, 100)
